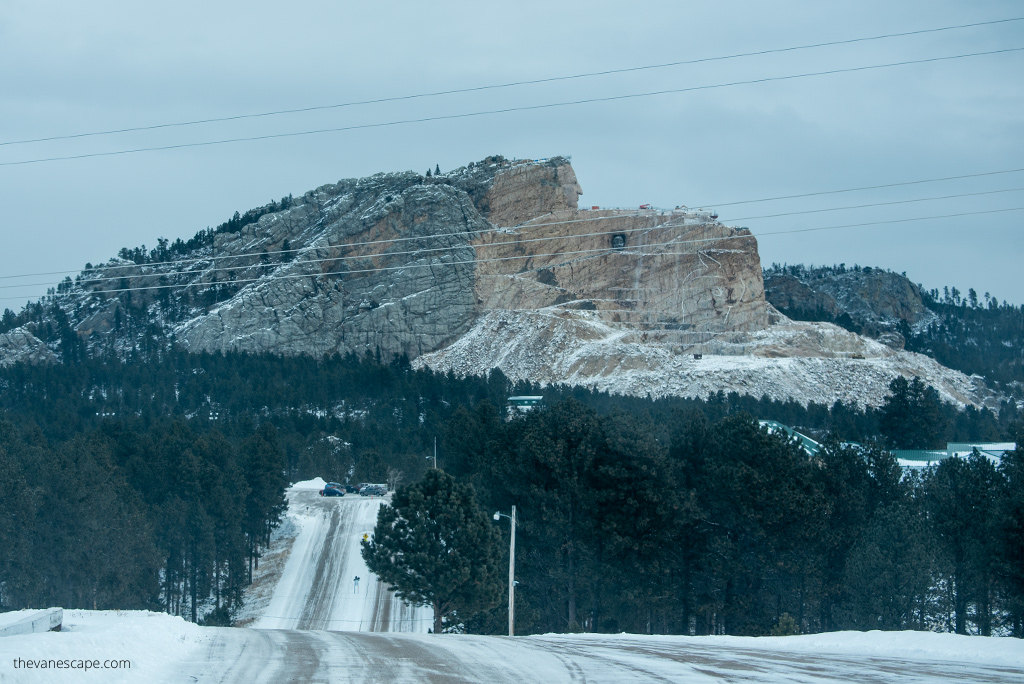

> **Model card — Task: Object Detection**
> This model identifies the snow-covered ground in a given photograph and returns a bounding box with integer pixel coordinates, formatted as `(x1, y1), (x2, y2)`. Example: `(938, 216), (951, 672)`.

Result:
(4, 613), (1024, 683)
(0, 610), (208, 684)
(414, 309), (993, 408)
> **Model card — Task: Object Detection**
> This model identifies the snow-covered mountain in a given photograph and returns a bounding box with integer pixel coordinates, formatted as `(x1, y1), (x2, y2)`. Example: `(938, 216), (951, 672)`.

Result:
(0, 155), (997, 408)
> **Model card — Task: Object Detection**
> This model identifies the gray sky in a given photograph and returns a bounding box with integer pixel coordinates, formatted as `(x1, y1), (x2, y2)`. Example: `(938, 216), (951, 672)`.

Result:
(1, 0), (1022, 308)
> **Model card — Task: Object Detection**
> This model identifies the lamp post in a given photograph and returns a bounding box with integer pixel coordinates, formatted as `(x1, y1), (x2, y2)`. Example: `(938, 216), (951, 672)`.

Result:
(493, 505), (516, 636)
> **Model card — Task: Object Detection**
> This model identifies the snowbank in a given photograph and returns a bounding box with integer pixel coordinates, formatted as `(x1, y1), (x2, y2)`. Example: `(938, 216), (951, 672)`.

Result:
(0, 610), (208, 684)
(289, 476), (327, 490)
(0, 608), (62, 637)
(0, 609), (45, 631)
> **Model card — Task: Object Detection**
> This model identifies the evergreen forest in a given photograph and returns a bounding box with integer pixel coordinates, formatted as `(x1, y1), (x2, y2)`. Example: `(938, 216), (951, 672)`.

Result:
(0, 350), (1021, 637)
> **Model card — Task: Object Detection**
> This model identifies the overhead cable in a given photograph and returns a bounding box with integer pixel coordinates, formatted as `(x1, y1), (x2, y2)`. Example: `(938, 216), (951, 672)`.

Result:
(2, 47), (1022, 168)
(722, 185), (1024, 222)
(3, 17), (1020, 149)
(4, 206), (1016, 302)
(5, 185), (1020, 292)
(2, 167), (1023, 283)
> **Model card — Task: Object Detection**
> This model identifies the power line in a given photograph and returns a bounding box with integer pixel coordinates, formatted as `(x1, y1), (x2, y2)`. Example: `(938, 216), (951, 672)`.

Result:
(5, 218), (673, 290)
(7, 206), (1017, 302)
(7, 185), (1019, 292)
(4, 17), (1020, 149)
(0, 211), (669, 284)
(755, 206), (1024, 237)
(3, 166), (1023, 284)
(722, 185), (1024, 222)
(706, 168), (1024, 208)
(41, 235), (758, 297)
(3, 46), (1022, 168)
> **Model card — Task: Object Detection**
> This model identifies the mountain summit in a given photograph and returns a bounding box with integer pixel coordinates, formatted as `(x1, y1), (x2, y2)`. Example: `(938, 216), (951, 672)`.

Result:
(0, 156), (991, 408)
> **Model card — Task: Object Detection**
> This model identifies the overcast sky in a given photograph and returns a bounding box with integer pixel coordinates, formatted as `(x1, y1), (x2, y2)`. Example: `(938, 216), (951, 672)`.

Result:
(1, 0), (1022, 308)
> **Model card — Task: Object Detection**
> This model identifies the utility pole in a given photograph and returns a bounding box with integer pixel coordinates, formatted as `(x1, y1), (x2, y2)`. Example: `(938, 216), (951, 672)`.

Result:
(493, 505), (517, 636)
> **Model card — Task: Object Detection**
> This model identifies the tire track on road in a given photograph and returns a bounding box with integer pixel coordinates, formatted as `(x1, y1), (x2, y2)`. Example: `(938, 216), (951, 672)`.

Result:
(296, 504), (345, 630)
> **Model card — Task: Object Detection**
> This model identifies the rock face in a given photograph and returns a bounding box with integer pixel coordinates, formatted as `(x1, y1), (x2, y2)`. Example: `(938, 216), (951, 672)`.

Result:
(4, 155), (995, 408)
(763, 267), (934, 329)
(176, 175), (483, 358)
(56, 155), (766, 361)
(0, 327), (56, 368)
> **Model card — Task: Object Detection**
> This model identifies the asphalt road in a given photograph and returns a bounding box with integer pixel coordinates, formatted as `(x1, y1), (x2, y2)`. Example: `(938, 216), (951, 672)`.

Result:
(173, 629), (1024, 683)
(253, 487), (430, 632)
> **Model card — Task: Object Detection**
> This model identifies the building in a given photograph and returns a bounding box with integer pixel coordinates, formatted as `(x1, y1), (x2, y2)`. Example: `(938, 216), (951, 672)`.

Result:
(507, 396), (543, 413)
(760, 421), (1016, 470)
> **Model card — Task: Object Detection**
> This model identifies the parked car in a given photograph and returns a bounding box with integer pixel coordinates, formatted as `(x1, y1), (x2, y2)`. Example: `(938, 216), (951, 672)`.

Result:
(359, 485), (386, 496)
(343, 484), (358, 493)
(320, 482), (345, 497)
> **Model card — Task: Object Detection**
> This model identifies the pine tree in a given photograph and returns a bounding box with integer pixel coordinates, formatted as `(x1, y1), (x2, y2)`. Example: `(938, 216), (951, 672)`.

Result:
(508, 399), (604, 631)
(925, 452), (1000, 634)
(435, 164), (441, 176)
(0, 427), (34, 610)
(879, 376), (948, 449)
(241, 424), (287, 580)
(843, 502), (932, 630)
(996, 437), (1024, 637)
(362, 469), (502, 633)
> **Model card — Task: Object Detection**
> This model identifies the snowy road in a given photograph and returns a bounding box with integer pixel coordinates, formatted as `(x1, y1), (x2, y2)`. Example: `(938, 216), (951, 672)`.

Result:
(252, 485), (430, 632)
(173, 629), (1024, 683)
(202, 479), (1024, 682)
(8, 482), (1020, 683)
(7, 611), (1024, 684)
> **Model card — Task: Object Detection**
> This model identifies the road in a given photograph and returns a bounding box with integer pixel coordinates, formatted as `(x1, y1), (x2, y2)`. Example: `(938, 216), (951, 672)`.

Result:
(179, 481), (1023, 682)
(252, 485), (431, 632)
(173, 629), (1024, 683)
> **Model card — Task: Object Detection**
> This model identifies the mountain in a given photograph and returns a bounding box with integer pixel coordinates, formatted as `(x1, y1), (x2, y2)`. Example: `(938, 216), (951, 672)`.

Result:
(764, 264), (1024, 396)
(0, 156), (998, 408)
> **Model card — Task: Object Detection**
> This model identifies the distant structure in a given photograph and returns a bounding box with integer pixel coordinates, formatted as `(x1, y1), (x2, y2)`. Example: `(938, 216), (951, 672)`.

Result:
(508, 396), (543, 413)
(894, 442), (1016, 469)
(759, 420), (823, 457)
(760, 420), (1016, 470)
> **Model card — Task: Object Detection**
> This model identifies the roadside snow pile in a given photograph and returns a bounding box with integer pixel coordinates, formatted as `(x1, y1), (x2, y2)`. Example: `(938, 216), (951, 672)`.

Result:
(415, 309), (990, 408)
(232, 511), (300, 628)
(289, 476), (327, 490)
(0, 609), (44, 630)
(0, 610), (208, 684)
(743, 630), (1024, 667)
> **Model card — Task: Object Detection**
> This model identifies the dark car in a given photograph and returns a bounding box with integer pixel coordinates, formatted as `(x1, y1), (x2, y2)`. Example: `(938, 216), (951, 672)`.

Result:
(359, 485), (386, 496)
(320, 482), (345, 497)
(343, 484), (358, 493)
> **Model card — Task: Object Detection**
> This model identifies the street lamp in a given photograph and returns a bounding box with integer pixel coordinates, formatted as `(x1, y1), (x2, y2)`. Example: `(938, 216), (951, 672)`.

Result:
(493, 505), (516, 637)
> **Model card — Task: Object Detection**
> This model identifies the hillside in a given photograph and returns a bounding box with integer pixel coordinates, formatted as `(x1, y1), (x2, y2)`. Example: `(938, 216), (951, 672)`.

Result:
(764, 264), (1024, 396)
(0, 156), (1002, 408)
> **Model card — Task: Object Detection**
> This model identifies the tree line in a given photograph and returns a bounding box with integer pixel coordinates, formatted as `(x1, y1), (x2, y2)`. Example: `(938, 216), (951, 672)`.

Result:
(0, 350), (1020, 629)
(0, 418), (284, 624)
(432, 398), (1024, 637)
